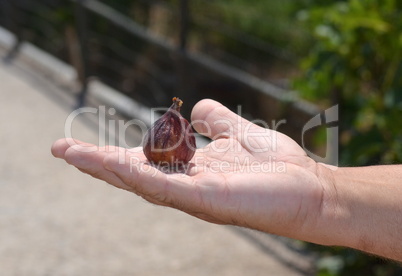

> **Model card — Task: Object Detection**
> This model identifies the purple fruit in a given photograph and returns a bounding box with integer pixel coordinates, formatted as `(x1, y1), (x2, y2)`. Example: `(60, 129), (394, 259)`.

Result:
(143, 97), (196, 166)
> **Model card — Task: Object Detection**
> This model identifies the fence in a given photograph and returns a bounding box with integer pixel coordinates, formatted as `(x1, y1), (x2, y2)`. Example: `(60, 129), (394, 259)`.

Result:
(0, 0), (321, 148)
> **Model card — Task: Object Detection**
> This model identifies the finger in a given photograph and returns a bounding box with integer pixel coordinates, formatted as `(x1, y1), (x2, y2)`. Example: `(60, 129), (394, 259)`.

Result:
(103, 151), (205, 210)
(51, 138), (94, 158)
(191, 99), (303, 158)
(191, 99), (262, 141)
(63, 144), (133, 191)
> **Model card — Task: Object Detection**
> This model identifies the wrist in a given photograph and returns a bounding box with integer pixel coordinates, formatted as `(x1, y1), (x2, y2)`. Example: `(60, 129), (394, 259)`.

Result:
(312, 164), (357, 248)
(314, 164), (402, 261)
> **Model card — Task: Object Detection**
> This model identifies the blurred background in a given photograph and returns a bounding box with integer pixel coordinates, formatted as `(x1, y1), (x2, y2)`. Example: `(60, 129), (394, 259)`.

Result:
(0, 0), (401, 275)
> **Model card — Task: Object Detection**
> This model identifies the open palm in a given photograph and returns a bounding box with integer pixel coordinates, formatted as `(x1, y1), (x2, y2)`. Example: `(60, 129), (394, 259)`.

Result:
(52, 99), (328, 242)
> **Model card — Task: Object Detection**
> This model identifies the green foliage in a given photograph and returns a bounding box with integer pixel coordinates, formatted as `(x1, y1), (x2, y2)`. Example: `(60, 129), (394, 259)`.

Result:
(294, 0), (402, 275)
(295, 0), (402, 166)
(200, 1), (302, 44)
(190, 0), (310, 59)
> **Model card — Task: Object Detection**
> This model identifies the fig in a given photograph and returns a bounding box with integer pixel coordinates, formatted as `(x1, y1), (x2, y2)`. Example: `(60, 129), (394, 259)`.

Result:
(143, 97), (196, 167)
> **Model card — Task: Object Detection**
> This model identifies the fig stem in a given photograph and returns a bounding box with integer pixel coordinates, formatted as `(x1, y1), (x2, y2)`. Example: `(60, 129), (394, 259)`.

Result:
(172, 97), (183, 112)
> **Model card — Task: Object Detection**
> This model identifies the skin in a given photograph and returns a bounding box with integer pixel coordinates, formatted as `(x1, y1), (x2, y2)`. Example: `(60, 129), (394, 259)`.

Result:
(52, 99), (402, 262)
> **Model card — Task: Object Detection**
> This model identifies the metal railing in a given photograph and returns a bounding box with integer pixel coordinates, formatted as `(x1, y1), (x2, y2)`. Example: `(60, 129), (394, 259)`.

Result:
(0, 0), (319, 145)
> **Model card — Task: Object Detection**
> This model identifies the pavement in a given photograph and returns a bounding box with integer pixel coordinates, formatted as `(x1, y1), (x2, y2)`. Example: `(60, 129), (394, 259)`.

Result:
(0, 38), (314, 275)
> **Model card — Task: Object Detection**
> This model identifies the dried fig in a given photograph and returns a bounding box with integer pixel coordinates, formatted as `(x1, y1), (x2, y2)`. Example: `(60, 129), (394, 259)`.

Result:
(143, 97), (196, 167)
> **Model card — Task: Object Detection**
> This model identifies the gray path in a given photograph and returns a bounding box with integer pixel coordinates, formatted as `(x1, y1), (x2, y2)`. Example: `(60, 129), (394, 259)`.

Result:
(0, 43), (314, 275)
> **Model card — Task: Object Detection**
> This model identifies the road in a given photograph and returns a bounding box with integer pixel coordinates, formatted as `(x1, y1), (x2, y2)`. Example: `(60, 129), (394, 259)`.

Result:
(0, 42), (314, 275)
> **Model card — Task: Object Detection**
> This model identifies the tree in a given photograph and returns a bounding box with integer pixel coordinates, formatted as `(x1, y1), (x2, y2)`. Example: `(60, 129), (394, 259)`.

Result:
(294, 0), (402, 274)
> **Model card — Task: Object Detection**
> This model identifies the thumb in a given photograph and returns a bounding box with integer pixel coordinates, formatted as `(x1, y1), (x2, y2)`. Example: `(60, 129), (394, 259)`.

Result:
(191, 99), (262, 142)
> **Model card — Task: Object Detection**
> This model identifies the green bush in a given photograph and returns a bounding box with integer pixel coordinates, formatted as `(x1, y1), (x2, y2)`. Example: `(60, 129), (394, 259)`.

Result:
(294, 0), (402, 274)
(295, 0), (402, 166)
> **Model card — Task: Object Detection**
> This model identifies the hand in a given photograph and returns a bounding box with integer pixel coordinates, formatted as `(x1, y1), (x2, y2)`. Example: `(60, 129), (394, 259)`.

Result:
(52, 99), (334, 244)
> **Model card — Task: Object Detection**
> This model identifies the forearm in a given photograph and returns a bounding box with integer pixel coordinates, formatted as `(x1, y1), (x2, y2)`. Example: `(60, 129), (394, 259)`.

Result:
(318, 164), (402, 261)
